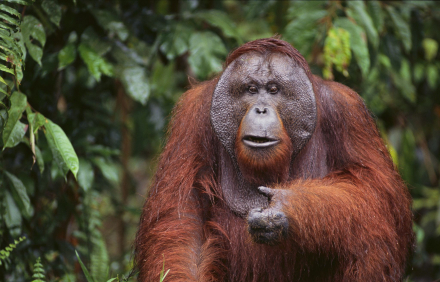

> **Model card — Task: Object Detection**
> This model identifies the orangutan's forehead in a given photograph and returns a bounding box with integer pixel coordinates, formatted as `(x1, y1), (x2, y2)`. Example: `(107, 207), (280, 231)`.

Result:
(232, 52), (295, 77)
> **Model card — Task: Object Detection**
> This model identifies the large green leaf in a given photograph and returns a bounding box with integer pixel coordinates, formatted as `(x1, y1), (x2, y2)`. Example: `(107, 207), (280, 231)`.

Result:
(2, 91), (27, 149)
(21, 16), (46, 65)
(92, 157), (120, 186)
(159, 24), (191, 60)
(347, 1), (378, 48)
(283, 7), (327, 58)
(42, 115), (79, 179)
(78, 43), (113, 82)
(58, 43), (76, 70)
(334, 18), (370, 77)
(386, 6), (411, 52)
(118, 65), (150, 105)
(4, 170), (33, 218)
(80, 27), (111, 56)
(194, 10), (242, 43)
(4, 190), (22, 233)
(42, 0), (62, 27)
(367, 0), (384, 33)
(188, 31), (227, 79)
(92, 10), (129, 41)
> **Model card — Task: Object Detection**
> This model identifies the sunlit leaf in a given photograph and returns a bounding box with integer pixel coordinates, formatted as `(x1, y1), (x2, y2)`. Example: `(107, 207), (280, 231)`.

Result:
(42, 116), (79, 179)
(78, 43), (113, 82)
(323, 27), (351, 79)
(4, 170), (33, 218)
(42, 0), (62, 27)
(334, 18), (370, 77)
(2, 91), (27, 149)
(188, 31), (227, 79)
(422, 38), (438, 62)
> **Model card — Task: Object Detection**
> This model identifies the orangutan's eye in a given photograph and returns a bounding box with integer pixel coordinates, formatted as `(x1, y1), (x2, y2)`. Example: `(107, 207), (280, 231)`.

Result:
(269, 86), (278, 94)
(248, 86), (258, 94)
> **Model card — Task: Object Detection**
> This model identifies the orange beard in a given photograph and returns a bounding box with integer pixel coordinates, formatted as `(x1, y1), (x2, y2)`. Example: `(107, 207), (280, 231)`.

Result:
(235, 125), (293, 185)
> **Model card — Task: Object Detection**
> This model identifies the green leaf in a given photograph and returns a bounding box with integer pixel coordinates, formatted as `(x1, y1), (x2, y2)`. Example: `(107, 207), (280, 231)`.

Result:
(194, 10), (242, 43)
(0, 10), (19, 26)
(4, 190), (22, 232)
(118, 65), (150, 105)
(396, 59), (416, 103)
(42, 0), (62, 27)
(334, 18), (370, 77)
(78, 43), (113, 82)
(151, 59), (175, 97)
(422, 38), (438, 62)
(188, 31), (227, 79)
(159, 24), (191, 60)
(413, 63), (424, 83)
(58, 43), (76, 70)
(4, 171), (33, 218)
(21, 16), (46, 65)
(92, 10), (129, 41)
(43, 117), (79, 179)
(2, 91), (27, 149)
(2, 0), (30, 5)
(347, 1), (378, 48)
(323, 27), (351, 79)
(75, 251), (95, 282)
(427, 64), (439, 89)
(386, 6), (411, 52)
(78, 158), (94, 191)
(283, 8), (327, 58)
(0, 4), (21, 19)
(92, 157), (120, 186)
(367, 0), (384, 33)
(80, 27), (111, 56)
(34, 145), (44, 173)
(3, 120), (26, 148)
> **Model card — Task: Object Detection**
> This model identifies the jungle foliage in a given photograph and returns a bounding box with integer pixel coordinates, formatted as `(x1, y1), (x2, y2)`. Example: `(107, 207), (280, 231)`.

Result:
(0, 0), (439, 281)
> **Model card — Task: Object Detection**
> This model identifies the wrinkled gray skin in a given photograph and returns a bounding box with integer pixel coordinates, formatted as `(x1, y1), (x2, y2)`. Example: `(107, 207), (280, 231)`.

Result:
(210, 53), (317, 243)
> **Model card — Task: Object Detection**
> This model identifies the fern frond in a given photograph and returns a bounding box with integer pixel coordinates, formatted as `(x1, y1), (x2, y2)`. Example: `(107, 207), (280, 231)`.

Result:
(32, 257), (46, 282)
(0, 1), (29, 85)
(0, 236), (25, 266)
